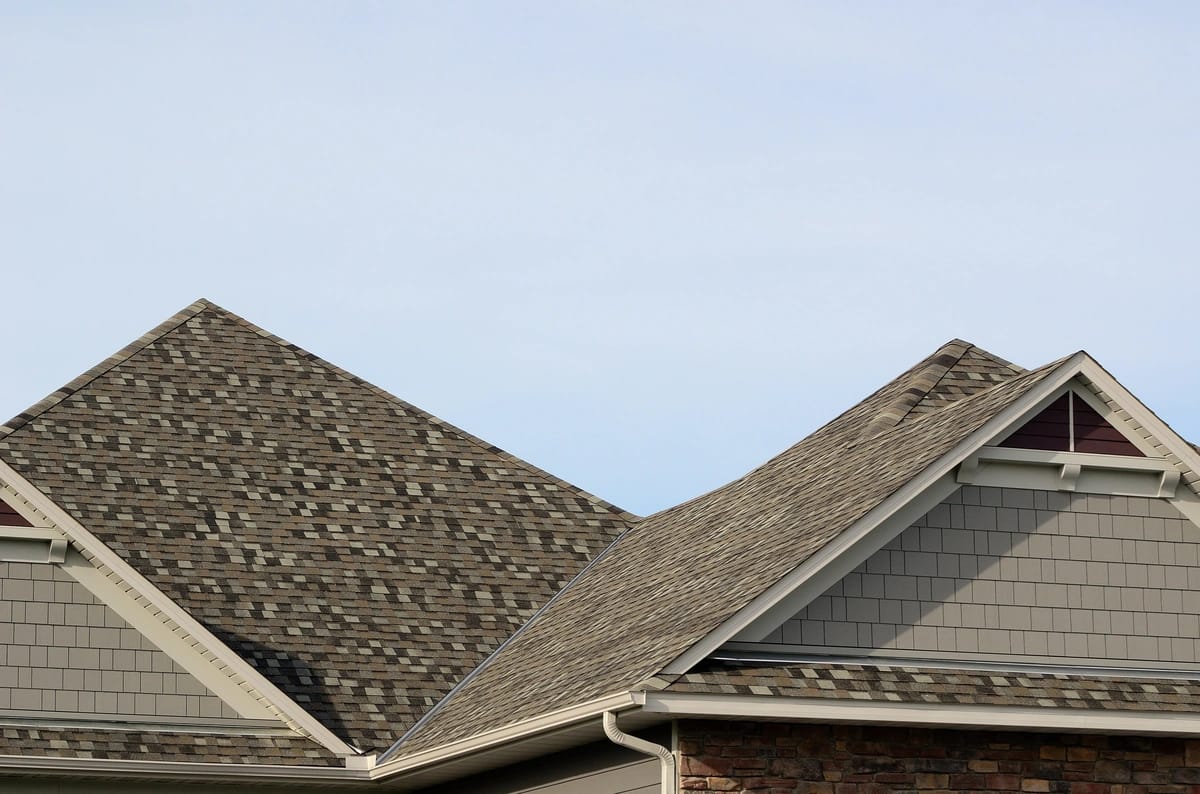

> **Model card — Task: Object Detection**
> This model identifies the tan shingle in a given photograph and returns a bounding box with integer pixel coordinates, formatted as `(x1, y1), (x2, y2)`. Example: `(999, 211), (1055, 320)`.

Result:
(397, 345), (1059, 755)
(0, 300), (634, 752)
(669, 661), (1200, 713)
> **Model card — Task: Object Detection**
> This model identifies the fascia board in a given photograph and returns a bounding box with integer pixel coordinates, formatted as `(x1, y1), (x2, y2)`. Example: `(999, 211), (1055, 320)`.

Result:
(1077, 359), (1200, 487)
(661, 353), (1088, 675)
(370, 691), (637, 780)
(0, 755), (369, 784)
(640, 692), (1200, 736)
(0, 459), (359, 758)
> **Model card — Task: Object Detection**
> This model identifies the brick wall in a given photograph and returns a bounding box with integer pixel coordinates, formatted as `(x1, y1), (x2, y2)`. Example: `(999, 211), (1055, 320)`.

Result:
(774, 486), (1200, 666)
(0, 561), (238, 719)
(678, 720), (1200, 793)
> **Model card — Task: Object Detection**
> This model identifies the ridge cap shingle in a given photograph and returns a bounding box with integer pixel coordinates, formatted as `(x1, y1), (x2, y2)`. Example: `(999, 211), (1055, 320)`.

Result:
(392, 348), (1069, 757)
(4, 298), (636, 523)
(859, 339), (974, 438)
(0, 300), (640, 749)
(198, 302), (638, 522)
(0, 298), (212, 437)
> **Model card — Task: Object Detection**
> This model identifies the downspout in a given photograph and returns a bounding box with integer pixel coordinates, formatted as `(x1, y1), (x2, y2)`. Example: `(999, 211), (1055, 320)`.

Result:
(602, 711), (675, 794)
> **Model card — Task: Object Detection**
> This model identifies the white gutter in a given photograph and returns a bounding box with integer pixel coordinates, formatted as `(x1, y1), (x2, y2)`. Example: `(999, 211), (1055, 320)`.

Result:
(0, 755), (371, 783)
(371, 691), (637, 779)
(603, 711), (675, 794)
(641, 692), (1200, 736)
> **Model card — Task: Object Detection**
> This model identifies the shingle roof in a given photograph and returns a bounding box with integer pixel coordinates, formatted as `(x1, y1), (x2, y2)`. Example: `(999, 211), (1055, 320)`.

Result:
(397, 342), (1066, 755)
(668, 660), (1200, 713)
(0, 728), (341, 765)
(904, 344), (1025, 417)
(0, 300), (634, 752)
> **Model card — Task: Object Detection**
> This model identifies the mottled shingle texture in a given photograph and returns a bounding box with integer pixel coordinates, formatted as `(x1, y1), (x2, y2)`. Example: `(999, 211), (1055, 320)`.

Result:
(0, 727), (340, 765)
(0, 300), (634, 752)
(399, 344), (1063, 754)
(669, 660), (1200, 713)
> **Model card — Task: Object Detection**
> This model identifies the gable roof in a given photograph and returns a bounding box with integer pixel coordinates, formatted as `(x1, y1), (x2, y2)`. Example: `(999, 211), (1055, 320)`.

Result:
(0, 299), (634, 753)
(391, 341), (1071, 757)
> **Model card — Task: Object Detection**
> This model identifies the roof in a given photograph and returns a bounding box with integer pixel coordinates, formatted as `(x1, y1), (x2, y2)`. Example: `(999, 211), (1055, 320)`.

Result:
(0, 299), (634, 752)
(0, 728), (341, 766)
(667, 660), (1200, 713)
(395, 341), (1068, 755)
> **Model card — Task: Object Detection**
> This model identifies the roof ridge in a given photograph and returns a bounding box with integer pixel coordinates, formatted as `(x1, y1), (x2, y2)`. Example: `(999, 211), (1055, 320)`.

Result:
(621, 341), (997, 525)
(858, 340), (973, 439)
(390, 351), (1074, 757)
(4, 297), (633, 522)
(0, 298), (213, 438)
(852, 354), (1070, 442)
(966, 344), (1025, 375)
(178, 301), (639, 523)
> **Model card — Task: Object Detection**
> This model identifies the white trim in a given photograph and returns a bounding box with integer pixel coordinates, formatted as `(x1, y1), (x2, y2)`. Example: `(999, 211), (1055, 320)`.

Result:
(371, 692), (637, 779)
(59, 550), (279, 721)
(0, 754), (368, 783)
(965, 446), (1173, 473)
(0, 526), (60, 542)
(640, 692), (1200, 736)
(731, 473), (961, 642)
(956, 446), (1178, 498)
(678, 354), (1087, 665)
(0, 460), (358, 758)
(1068, 390), (1076, 451)
(669, 358), (1200, 671)
(1077, 359), (1200, 486)
(714, 645), (1200, 678)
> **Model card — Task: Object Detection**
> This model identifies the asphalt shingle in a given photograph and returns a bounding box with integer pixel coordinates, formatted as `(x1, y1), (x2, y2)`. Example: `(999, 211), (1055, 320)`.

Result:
(0, 300), (634, 752)
(398, 344), (1061, 754)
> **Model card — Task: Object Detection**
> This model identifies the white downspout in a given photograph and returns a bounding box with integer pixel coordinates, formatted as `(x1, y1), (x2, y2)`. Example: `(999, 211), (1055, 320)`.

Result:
(602, 711), (676, 794)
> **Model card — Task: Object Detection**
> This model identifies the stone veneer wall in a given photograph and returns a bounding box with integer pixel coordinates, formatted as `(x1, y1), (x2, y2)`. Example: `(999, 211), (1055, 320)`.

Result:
(0, 561), (238, 719)
(776, 485), (1200, 665)
(679, 720), (1200, 793)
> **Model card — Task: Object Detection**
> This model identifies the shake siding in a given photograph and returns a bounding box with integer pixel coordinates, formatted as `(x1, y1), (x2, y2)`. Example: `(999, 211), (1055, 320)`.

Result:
(0, 562), (240, 720)
(774, 485), (1200, 666)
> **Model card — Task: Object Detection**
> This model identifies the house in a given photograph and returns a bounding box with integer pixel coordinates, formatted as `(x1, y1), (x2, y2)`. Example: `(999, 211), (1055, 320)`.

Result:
(1, 299), (1199, 793)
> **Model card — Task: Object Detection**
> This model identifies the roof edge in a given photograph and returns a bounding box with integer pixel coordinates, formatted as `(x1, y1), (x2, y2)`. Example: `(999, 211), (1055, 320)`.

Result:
(0, 754), (365, 783)
(0, 457), (360, 759)
(2, 297), (636, 521)
(374, 691), (637, 779)
(197, 301), (638, 523)
(859, 339), (973, 437)
(639, 691), (1200, 736)
(659, 352), (1086, 676)
(0, 298), (212, 437)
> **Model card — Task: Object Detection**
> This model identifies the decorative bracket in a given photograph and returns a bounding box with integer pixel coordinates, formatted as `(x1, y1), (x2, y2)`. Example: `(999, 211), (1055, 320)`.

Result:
(958, 446), (1180, 498)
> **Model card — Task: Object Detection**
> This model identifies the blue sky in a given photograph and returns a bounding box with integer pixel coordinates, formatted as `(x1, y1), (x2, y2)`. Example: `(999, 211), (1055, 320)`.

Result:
(2, 3), (1198, 515)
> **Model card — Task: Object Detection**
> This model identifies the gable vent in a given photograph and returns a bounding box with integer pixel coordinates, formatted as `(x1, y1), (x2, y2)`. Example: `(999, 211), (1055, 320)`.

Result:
(1000, 392), (1143, 457)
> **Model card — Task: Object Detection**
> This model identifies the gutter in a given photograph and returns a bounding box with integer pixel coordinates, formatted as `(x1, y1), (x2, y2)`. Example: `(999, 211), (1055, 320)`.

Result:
(371, 691), (638, 779)
(0, 755), (372, 784)
(377, 512), (642, 765)
(603, 711), (675, 794)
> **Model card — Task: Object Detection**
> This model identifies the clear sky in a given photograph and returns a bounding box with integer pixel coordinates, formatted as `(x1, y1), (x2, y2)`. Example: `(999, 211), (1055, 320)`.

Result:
(2, 3), (1197, 516)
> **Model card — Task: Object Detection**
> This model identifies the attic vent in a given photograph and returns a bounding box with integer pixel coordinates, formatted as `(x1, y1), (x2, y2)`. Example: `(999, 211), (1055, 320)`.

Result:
(999, 392), (1143, 457)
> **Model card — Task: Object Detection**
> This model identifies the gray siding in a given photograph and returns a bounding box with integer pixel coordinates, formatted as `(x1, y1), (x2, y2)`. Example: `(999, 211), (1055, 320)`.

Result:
(0, 561), (239, 719)
(774, 486), (1200, 666)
